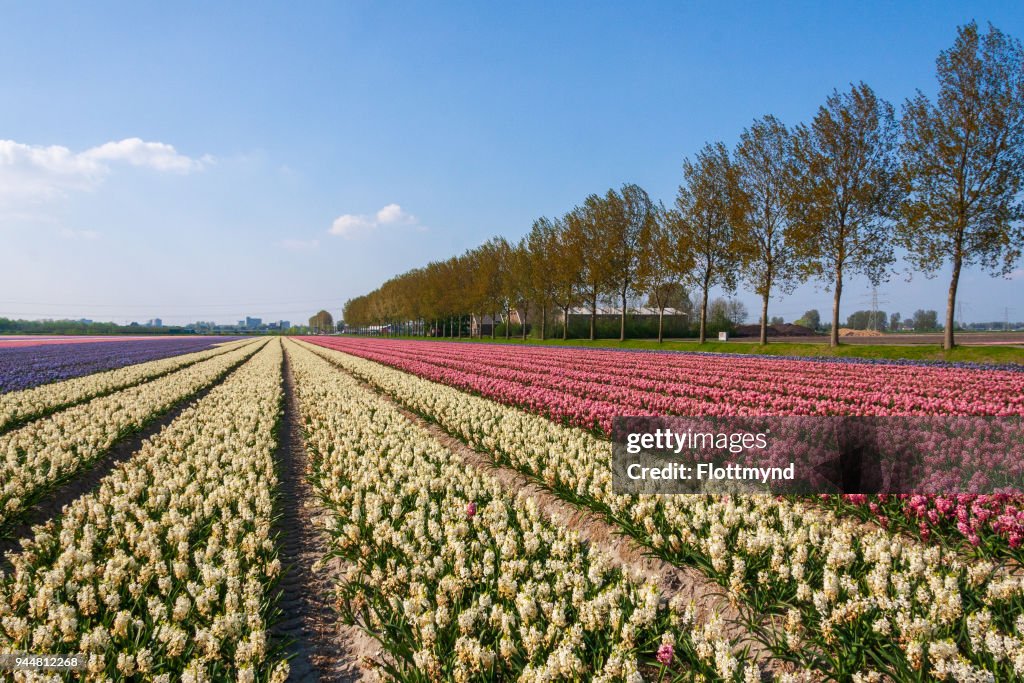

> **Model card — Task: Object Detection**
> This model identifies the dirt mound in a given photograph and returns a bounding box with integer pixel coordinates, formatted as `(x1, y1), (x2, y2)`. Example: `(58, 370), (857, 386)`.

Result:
(733, 323), (816, 337)
(839, 327), (883, 337)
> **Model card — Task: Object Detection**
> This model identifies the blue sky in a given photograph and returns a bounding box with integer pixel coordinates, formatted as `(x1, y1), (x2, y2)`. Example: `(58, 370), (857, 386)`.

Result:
(2, 1), (1022, 326)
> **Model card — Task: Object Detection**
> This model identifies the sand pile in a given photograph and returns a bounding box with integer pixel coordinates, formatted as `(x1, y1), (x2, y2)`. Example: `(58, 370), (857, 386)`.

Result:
(838, 328), (883, 337)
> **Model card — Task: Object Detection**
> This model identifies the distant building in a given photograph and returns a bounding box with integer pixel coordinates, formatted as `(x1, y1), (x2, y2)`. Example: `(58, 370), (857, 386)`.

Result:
(279, 320), (290, 330)
(470, 314), (498, 337)
(147, 318), (163, 327)
(245, 317), (262, 329)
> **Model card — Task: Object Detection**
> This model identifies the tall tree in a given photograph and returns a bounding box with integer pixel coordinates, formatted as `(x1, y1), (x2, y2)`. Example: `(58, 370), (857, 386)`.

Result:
(477, 237), (507, 340)
(899, 22), (1024, 349)
(569, 195), (612, 340)
(603, 184), (654, 341)
(795, 308), (821, 331)
(733, 115), (801, 344)
(510, 239), (533, 340)
(912, 309), (940, 332)
(491, 238), (515, 339)
(638, 204), (695, 342)
(708, 297), (746, 329)
(527, 217), (559, 340)
(551, 213), (584, 339)
(676, 142), (738, 343)
(790, 83), (902, 347)
(309, 309), (334, 334)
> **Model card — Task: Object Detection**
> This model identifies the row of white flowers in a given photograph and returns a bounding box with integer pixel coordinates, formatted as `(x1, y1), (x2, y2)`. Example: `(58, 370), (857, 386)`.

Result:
(286, 339), (765, 683)
(0, 340), (264, 531)
(0, 339), (288, 683)
(0, 339), (255, 434)
(297, 340), (1024, 683)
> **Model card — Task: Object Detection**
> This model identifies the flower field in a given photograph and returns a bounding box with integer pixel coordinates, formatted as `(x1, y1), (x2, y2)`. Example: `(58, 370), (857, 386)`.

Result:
(0, 338), (254, 433)
(1, 334), (1022, 681)
(0, 337), (242, 393)
(286, 340), (765, 682)
(0, 340), (263, 533)
(1, 339), (286, 681)
(301, 339), (1024, 428)
(297, 337), (1024, 682)
(301, 338), (1024, 555)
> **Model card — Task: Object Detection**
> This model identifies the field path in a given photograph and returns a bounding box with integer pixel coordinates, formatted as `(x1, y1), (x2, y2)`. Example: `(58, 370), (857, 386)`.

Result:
(271, 347), (375, 682)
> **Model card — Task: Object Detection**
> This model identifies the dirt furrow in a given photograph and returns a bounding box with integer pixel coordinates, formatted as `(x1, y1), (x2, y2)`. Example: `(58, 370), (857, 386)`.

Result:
(269, 348), (376, 682)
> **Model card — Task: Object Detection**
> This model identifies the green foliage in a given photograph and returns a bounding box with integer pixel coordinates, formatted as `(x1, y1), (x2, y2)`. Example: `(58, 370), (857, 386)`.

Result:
(845, 310), (889, 331)
(644, 282), (692, 315)
(898, 21), (1024, 348)
(912, 309), (940, 332)
(0, 318), (193, 335)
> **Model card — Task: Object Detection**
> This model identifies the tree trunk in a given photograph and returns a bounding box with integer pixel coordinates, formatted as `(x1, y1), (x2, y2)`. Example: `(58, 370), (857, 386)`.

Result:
(540, 303), (547, 340)
(945, 251), (962, 350)
(699, 285), (709, 344)
(505, 306), (511, 339)
(457, 315), (462, 339)
(831, 268), (843, 347)
(521, 305), (529, 341)
(619, 289), (627, 342)
(492, 310), (497, 339)
(562, 305), (570, 340)
(658, 307), (665, 343)
(590, 289), (597, 341)
(760, 293), (770, 345)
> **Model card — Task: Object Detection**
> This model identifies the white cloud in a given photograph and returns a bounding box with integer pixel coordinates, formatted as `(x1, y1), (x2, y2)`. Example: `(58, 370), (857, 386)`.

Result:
(328, 203), (423, 239)
(81, 138), (210, 173)
(279, 238), (320, 250)
(376, 202), (415, 224)
(329, 213), (376, 237)
(0, 137), (210, 204)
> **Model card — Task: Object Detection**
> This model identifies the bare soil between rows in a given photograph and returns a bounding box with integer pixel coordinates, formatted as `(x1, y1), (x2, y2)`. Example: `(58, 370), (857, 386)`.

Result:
(270, 347), (377, 682)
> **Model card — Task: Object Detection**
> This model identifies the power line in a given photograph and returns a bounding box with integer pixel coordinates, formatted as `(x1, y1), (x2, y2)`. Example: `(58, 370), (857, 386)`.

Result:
(858, 286), (890, 331)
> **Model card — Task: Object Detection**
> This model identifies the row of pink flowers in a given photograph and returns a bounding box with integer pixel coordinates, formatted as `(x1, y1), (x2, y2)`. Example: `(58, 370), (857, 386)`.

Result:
(303, 337), (1024, 554)
(307, 338), (1024, 428)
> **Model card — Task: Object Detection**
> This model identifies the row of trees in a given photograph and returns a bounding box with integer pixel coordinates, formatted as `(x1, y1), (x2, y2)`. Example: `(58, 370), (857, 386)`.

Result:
(0, 318), (194, 336)
(308, 310), (334, 334)
(345, 23), (1023, 349)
